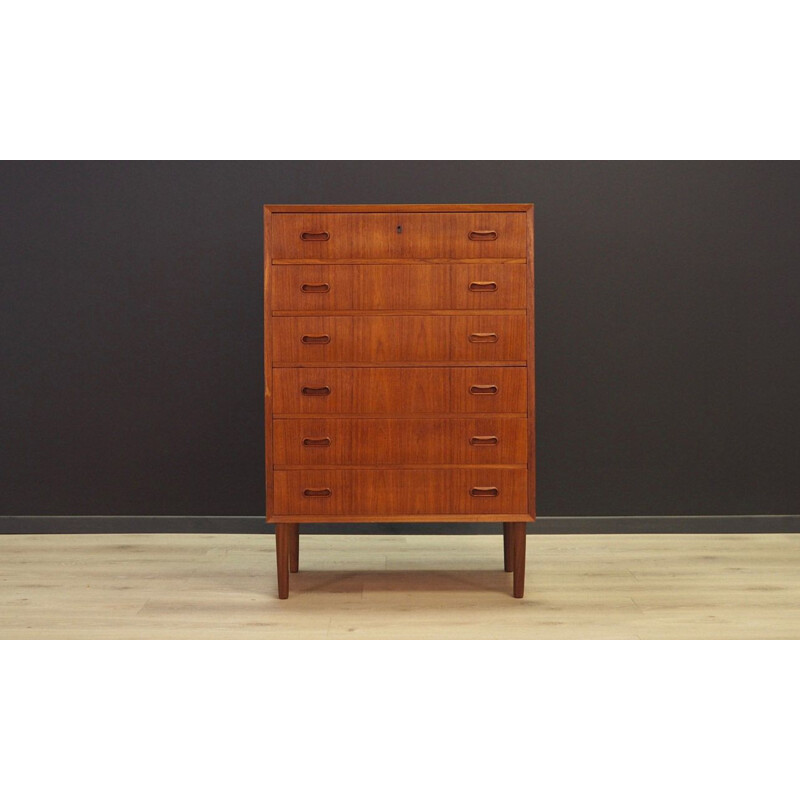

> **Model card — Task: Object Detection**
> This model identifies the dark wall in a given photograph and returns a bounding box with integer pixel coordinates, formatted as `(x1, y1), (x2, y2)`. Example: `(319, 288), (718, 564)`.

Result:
(1, 161), (798, 516)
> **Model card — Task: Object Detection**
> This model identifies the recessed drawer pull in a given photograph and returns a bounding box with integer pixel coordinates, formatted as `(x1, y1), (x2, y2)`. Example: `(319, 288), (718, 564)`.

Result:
(468, 230), (498, 241)
(469, 384), (499, 395)
(301, 282), (330, 293)
(468, 281), (498, 292)
(302, 436), (332, 447)
(469, 435), (499, 446)
(300, 231), (330, 241)
(301, 385), (331, 396)
(468, 332), (498, 343)
(303, 488), (332, 497)
(470, 486), (500, 497)
(301, 334), (331, 344)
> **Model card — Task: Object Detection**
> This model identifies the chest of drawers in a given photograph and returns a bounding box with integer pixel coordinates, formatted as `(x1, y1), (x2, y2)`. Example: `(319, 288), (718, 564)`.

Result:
(264, 204), (535, 598)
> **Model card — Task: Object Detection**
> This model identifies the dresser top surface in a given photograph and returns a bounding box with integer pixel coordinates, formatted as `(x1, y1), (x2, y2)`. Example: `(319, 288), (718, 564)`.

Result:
(264, 204), (533, 213)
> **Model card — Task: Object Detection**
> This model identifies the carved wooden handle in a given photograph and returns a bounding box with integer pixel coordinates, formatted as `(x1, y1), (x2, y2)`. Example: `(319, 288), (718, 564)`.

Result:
(301, 386), (331, 396)
(301, 282), (330, 293)
(468, 230), (498, 241)
(468, 332), (498, 343)
(470, 486), (499, 497)
(300, 231), (330, 241)
(303, 488), (332, 497)
(302, 436), (332, 447)
(469, 384), (498, 395)
(301, 334), (330, 344)
(469, 435), (499, 446)
(468, 281), (498, 292)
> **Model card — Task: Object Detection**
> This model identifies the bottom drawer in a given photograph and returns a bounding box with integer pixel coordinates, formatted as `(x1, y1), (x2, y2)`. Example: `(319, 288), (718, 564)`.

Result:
(272, 468), (528, 517)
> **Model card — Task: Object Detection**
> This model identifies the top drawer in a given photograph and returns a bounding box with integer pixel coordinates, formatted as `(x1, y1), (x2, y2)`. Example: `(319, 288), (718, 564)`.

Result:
(270, 212), (527, 260)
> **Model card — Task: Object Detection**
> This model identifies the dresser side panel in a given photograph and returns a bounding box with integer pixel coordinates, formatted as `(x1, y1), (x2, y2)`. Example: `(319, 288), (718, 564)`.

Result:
(526, 205), (536, 519)
(264, 207), (275, 521)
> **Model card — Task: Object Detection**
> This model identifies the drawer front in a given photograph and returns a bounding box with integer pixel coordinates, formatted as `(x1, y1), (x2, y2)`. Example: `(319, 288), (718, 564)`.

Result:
(448, 316), (526, 362)
(273, 418), (527, 466)
(271, 212), (527, 260)
(271, 263), (526, 311)
(272, 315), (527, 364)
(453, 264), (527, 310)
(273, 468), (528, 516)
(273, 367), (527, 415)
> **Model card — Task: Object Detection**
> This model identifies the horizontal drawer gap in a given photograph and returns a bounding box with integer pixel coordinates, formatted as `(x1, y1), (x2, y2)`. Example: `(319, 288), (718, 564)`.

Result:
(273, 413), (528, 419)
(272, 258), (528, 265)
(273, 464), (528, 470)
(273, 361), (527, 368)
(271, 310), (527, 317)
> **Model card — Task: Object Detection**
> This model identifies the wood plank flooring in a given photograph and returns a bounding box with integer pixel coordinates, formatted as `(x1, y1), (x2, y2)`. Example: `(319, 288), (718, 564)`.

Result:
(1, 532), (798, 639)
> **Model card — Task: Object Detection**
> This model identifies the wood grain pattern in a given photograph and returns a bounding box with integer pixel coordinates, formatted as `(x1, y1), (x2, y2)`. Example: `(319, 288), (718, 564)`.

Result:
(265, 204), (532, 213)
(263, 208), (275, 521)
(264, 204), (535, 596)
(272, 315), (527, 364)
(510, 521), (527, 597)
(271, 212), (527, 260)
(275, 522), (291, 598)
(271, 263), (526, 311)
(288, 523), (299, 573)
(456, 263), (527, 310)
(273, 418), (527, 466)
(503, 521), (514, 572)
(273, 258), (527, 265)
(526, 205), (536, 519)
(4, 533), (798, 639)
(273, 469), (528, 516)
(272, 367), (527, 415)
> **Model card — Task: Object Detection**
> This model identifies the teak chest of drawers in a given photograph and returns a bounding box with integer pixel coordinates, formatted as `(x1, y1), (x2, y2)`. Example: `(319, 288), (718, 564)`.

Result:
(264, 204), (535, 598)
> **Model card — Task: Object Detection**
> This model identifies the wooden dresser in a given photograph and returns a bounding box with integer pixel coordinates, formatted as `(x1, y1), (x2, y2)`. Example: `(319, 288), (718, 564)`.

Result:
(263, 204), (535, 598)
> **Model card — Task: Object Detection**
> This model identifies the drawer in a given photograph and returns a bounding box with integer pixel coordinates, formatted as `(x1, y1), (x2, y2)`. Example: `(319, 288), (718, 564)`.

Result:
(272, 315), (527, 364)
(271, 212), (527, 260)
(273, 468), (528, 516)
(272, 367), (527, 415)
(270, 263), (526, 311)
(273, 418), (528, 466)
(452, 264), (527, 310)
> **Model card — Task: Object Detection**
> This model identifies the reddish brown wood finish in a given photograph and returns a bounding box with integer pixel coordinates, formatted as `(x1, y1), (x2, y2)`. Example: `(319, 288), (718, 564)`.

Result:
(275, 522), (291, 599)
(264, 208), (275, 524)
(272, 314), (526, 364)
(288, 523), (299, 573)
(266, 204), (532, 213)
(510, 522), (527, 597)
(273, 418), (527, 466)
(526, 205), (536, 519)
(271, 263), (526, 311)
(274, 468), (528, 516)
(503, 521), (514, 572)
(264, 203), (534, 598)
(272, 366), (527, 415)
(272, 212), (527, 260)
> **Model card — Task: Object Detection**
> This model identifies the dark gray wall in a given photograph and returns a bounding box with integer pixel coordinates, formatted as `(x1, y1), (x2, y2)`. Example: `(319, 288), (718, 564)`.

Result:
(1, 161), (798, 516)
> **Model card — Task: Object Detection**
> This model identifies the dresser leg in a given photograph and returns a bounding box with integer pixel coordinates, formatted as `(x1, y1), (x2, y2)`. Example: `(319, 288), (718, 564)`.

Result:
(289, 524), (300, 573)
(503, 522), (514, 572)
(275, 524), (291, 599)
(510, 522), (527, 598)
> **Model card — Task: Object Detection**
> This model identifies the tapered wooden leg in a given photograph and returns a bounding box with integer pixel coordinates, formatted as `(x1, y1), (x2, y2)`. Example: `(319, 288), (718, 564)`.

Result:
(289, 524), (299, 573)
(510, 522), (527, 598)
(503, 522), (514, 572)
(275, 523), (291, 599)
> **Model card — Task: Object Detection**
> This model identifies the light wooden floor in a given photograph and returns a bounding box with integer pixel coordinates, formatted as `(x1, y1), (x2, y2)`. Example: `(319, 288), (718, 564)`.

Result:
(1, 532), (798, 639)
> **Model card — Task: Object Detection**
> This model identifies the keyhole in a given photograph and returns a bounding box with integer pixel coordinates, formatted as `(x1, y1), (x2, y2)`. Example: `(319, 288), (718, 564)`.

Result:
(396, 225), (402, 234)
